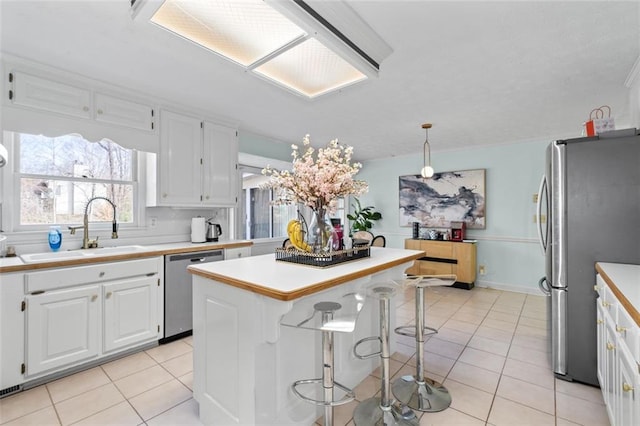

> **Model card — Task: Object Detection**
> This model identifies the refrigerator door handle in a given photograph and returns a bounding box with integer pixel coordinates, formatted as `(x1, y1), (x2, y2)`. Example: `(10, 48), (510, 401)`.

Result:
(536, 174), (548, 256)
(538, 276), (551, 295)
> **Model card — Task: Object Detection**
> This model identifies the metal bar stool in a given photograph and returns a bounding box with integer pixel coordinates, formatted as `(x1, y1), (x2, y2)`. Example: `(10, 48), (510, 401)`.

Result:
(353, 282), (419, 426)
(392, 274), (457, 412)
(281, 292), (365, 426)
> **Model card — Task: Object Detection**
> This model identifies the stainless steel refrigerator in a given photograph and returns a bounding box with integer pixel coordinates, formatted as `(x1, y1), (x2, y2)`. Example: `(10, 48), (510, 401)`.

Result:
(537, 128), (640, 386)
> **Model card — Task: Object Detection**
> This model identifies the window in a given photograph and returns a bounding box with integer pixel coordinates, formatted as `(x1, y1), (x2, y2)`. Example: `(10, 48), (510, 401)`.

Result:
(238, 164), (345, 240)
(15, 133), (136, 227)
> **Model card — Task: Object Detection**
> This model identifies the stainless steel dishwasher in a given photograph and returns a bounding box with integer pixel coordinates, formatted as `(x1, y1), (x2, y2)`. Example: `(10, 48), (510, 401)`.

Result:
(162, 249), (224, 343)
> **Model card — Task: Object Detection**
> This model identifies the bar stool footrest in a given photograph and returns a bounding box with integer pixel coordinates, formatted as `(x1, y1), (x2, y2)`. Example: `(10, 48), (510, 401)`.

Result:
(353, 335), (382, 360)
(394, 325), (438, 338)
(291, 379), (355, 406)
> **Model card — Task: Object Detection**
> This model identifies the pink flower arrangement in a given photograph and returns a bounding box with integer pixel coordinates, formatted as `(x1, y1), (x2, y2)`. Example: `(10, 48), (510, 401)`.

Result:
(262, 135), (368, 211)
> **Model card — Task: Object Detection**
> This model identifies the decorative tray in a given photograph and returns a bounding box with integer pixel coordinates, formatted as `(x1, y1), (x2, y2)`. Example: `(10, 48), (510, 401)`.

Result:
(275, 245), (370, 268)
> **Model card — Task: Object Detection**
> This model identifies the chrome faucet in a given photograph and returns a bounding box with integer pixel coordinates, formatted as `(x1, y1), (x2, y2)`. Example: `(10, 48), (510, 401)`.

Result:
(68, 196), (118, 249)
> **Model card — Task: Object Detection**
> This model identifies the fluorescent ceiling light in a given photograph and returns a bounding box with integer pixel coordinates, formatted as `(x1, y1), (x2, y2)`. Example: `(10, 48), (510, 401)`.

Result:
(145, 0), (383, 99)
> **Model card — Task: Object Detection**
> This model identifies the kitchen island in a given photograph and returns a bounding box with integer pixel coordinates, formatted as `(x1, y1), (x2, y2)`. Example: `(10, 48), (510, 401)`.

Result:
(188, 247), (423, 426)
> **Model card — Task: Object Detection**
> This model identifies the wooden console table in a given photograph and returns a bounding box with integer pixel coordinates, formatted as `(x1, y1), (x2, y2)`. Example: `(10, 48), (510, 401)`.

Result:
(404, 239), (477, 290)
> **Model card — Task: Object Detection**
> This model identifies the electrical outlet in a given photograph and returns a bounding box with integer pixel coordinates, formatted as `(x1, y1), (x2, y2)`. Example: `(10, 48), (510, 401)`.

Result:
(149, 217), (157, 228)
(479, 265), (486, 275)
(533, 193), (538, 203)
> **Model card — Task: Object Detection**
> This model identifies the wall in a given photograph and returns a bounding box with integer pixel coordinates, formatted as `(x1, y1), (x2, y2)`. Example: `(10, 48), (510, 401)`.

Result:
(356, 139), (549, 294)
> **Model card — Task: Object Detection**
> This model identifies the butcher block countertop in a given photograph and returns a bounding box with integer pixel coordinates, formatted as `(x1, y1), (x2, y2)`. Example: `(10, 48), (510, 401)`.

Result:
(596, 262), (640, 327)
(0, 240), (253, 273)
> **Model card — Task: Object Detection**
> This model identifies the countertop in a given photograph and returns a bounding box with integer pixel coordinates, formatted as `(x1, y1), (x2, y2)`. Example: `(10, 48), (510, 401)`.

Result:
(0, 240), (253, 273)
(188, 247), (424, 301)
(596, 262), (640, 326)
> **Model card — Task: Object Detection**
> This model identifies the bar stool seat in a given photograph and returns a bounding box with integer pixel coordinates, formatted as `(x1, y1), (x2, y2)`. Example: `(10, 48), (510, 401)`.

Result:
(392, 275), (457, 413)
(353, 282), (419, 426)
(280, 291), (365, 426)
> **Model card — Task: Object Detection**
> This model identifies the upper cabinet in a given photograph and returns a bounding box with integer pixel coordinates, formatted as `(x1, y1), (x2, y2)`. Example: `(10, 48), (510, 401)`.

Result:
(94, 92), (155, 132)
(10, 71), (92, 119)
(152, 109), (238, 207)
(7, 71), (156, 132)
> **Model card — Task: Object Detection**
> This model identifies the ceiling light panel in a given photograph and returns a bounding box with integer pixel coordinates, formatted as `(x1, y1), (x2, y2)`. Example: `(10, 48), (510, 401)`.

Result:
(254, 38), (366, 98)
(151, 0), (305, 66)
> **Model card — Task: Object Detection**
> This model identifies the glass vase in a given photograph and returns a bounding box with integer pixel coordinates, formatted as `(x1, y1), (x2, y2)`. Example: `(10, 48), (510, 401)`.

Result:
(308, 206), (338, 254)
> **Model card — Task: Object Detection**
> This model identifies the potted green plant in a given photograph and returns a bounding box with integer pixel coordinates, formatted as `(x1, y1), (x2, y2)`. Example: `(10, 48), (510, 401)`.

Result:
(347, 197), (382, 235)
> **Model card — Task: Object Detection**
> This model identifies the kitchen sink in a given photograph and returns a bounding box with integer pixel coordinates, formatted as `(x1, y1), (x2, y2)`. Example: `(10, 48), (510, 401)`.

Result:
(90, 245), (147, 255)
(20, 251), (95, 263)
(20, 245), (148, 263)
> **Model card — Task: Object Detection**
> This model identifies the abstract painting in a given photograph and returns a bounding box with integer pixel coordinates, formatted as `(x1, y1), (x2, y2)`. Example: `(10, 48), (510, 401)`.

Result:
(399, 169), (486, 229)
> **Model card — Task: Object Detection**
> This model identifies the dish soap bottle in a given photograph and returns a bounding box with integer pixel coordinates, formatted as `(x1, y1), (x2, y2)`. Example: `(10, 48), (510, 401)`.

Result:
(48, 226), (62, 252)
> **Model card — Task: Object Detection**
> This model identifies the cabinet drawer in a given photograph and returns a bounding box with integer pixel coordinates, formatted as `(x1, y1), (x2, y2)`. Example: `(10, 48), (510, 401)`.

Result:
(421, 241), (453, 259)
(418, 261), (453, 276)
(25, 257), (160, 293)
(602, 285), (619, 321)
(595, 274), (606, 297)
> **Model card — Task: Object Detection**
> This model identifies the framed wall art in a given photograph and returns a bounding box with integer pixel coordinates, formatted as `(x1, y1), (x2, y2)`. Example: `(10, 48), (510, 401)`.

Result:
(399, 169), (486, 229)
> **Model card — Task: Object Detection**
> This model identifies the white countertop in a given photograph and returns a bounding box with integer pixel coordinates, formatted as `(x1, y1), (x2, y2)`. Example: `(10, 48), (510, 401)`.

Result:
(188, 247), (424, 300)
(596, 262), (640, 325)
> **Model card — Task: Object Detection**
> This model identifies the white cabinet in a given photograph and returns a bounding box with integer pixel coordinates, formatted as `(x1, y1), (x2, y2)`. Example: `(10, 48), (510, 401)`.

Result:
(203, 121), (238, 205)
(224, 246), (251, 260)
(596, 271), (640, 426)
(8, 71), (156, 132)
(94, 92), (155, 131)
(10, 71), (91, 119)
(26, 285), (100, 376)
(103, 275), (158, 353)
(154, 109), (238, 207)
(18, 257), (163, 381)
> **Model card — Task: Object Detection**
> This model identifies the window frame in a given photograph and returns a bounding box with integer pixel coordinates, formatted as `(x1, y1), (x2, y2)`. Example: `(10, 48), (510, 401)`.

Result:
(235, 153), (348, 241)
(2, 131), (145, 233)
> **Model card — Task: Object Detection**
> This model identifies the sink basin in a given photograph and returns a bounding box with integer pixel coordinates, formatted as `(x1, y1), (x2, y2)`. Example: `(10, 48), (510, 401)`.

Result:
(20, 245), (148, 263)
(20, 251), (94, 263)
(90, 245), (147, 255)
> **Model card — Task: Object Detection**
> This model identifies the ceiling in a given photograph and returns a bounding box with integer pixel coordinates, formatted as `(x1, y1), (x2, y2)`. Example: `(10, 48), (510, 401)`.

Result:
(1, 1), (639, 161)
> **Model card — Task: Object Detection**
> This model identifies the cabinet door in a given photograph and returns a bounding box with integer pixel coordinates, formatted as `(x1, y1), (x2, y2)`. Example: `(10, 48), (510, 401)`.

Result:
(158, 110), (203, 206)
(452, 243), (477, 284)
(604, 313), (619, 424)
(103, 276), (159, 353)
(596, 299), (605, 388)
(94, 93), (155, 131)
(11, 71), (91, 119)
(618, 344), (639, 426)
(203, 122), (238, 206)
(26, 285), (100, 376)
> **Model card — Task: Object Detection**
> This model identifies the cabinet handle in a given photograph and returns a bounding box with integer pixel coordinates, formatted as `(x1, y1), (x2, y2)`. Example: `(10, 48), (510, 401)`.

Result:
(606, 342), (615, 351)
(83, 106), (89, 112)
(594, 285), (600, 291)
(597, 319), (604, 325)
(99, 272), (105, 277)
(602, 301), (610, 308)
(616, 325), (627, 333)
(97, 109), (103, 114)
(162, 193), (167, 198)
(623, 382), (634, 392)
(106, 291), (112, 299)
(91, 294), (98, 302)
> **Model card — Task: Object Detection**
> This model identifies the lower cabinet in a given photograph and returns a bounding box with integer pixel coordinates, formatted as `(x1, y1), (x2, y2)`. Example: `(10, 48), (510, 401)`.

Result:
(26, 285), (100, 376)
(404, 239), (477, 289)
(103, 276), (158, 353)
(20, 257), (163, 381)
(596, 273), (640, 426)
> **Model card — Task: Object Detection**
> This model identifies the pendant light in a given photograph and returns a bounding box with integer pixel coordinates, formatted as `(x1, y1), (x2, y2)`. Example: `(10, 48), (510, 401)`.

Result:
(421, 123), (434, 178)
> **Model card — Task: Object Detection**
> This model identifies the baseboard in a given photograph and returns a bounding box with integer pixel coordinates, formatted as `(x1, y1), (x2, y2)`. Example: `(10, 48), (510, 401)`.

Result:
(475, 279), (546, 296)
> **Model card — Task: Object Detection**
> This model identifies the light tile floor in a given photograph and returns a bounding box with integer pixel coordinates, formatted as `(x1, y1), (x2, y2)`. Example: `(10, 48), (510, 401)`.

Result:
(0, 287), (610, 426)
